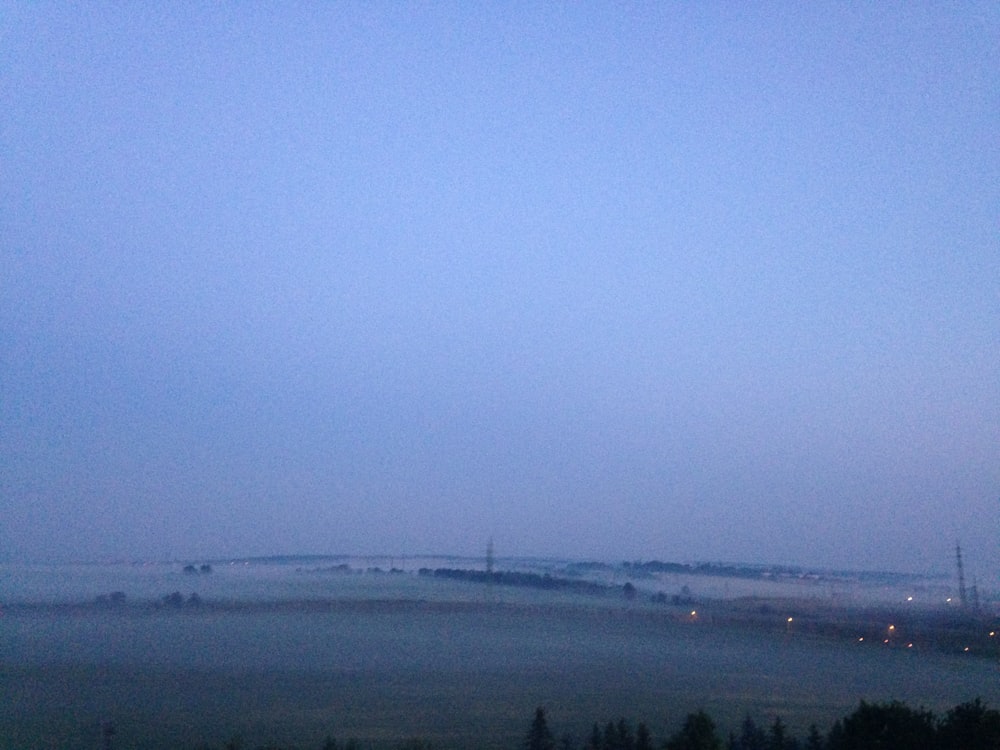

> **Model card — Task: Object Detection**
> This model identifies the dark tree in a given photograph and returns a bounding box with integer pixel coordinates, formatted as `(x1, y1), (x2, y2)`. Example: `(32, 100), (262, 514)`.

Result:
(588, 723), (603, 750)
(937, 698), (1000, 750)
(767, 717), (793, 750)
(735, 716), (766, 750)
(321, 737), (338, 750)
(804, 725), (823, 750)
(665, 711), (722, 750)
(526, 707), (556, 750)
(162, 591), (184, 608)
(635, 722), (653, 750)
(617, 718), (634, 750)
(825, 701), (936, 750)
(603, 721), (618, 750)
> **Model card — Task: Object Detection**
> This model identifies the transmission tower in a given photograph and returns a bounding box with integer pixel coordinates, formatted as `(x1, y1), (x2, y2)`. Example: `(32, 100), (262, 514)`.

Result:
(955, 542), (968, 609)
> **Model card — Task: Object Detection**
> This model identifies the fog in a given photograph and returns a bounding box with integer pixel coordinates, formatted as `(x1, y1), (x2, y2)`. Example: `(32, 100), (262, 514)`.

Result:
(2, 559), (997, 749)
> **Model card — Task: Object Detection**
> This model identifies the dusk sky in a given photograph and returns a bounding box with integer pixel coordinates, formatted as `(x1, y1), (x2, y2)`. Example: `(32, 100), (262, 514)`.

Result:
(2, 3), (998, 577)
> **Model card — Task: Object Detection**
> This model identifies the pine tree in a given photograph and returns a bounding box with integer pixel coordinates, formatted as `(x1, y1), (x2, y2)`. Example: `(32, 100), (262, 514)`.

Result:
(737, 715), (766, 750)
(665, 711), (722, 750)
(587, 723), (602, 750)
(603, 721), (617, 750)
(526, 707), (556, 750)
(635, 722), (653, 750)
(617, 718), (634, 750)
(767, 717), (787, 750)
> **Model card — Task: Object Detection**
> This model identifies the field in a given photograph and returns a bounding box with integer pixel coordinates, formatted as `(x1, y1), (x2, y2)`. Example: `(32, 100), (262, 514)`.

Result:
(1, 560), (998, 750)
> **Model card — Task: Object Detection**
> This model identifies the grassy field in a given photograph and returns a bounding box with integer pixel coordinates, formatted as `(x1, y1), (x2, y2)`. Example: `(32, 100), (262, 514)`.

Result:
(3, 592), (999, 750)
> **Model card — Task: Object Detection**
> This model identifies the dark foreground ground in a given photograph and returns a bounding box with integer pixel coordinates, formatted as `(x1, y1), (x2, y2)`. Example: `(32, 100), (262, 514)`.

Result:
(2, 594), (998, 750)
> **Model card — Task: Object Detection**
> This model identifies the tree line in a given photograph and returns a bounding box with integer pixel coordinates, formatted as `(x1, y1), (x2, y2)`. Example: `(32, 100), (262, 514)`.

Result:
(200, 699), (1000, 750)
(524, 701), (1000, 750)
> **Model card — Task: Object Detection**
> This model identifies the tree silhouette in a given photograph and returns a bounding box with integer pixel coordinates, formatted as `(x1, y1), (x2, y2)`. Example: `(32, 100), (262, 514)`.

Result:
(635, 722), (653, 750)
(766, 716), (792, 750)
(733, 715), (766, 750)
(526, 707), (555, 750)
(617, 718), (634, 750)
(803, 725), (823, 750)
(937, 698), (1000, 750)
(587, 723), (602, 750)
(603, 721), (617, 750)
(826, 701), (935, 750)
(665, 711), (721, 750)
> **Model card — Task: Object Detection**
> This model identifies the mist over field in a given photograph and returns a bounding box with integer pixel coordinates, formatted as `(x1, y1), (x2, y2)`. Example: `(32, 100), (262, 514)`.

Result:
(2, 558), (998, 749)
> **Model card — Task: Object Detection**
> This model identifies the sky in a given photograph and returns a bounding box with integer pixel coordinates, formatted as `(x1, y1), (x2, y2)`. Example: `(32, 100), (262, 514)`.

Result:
(2, 3), (998, 577)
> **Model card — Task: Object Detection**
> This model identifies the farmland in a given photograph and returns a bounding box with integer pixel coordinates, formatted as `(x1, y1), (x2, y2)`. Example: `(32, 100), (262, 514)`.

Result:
(1, 559), (997, 749)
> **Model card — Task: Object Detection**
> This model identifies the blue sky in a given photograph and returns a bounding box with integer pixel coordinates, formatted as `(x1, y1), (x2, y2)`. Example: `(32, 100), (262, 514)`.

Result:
(2, 3), (998, 577)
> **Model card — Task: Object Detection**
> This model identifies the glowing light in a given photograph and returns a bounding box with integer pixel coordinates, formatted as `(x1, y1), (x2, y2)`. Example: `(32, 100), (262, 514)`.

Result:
(990, 632), (996, 638)
(964, 647), (970, 652)
(888, 624), (895, 631)
(907, 643), (913, 648)
(906, 596), (913, 602)
(858, 637), (864, 642)
(690, 610), (697, 617)
(787, 617), (793, 623)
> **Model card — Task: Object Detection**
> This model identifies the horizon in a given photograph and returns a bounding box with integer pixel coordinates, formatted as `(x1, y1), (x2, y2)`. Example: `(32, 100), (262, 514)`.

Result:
(6, 547), (962, 582)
